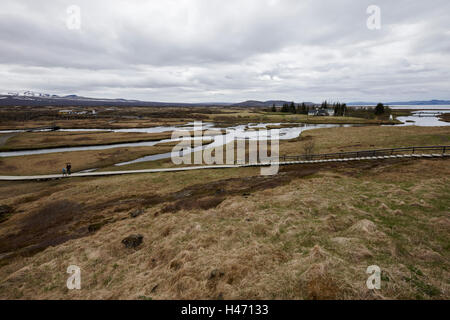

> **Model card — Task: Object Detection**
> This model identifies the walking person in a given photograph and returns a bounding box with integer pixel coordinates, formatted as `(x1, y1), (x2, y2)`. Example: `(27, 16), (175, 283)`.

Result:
(62, 167), (67, 177)
(66, 162), (72, 175)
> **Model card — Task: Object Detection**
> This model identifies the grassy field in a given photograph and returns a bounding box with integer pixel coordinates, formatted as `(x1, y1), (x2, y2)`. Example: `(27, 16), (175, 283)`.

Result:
(0, 106), (402, 131)
(0, 123), (448, 300)
(280, 126), (450, 155)
(0, 158), (448, 299)
(0, 105), (217, 130)
(0, 138), (217, 176)
(208, 110), (401, 125)
(0, 146), (174, 176)
(0, 131), (175, 151)
(1, 126), (448, 176)
(93, 126), (450, 173)
(0, 118), (187, 131)
(0, 130), (222, 152)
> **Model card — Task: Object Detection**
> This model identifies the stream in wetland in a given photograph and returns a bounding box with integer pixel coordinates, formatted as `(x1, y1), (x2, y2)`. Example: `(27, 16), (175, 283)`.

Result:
(0, 107), (448, 172)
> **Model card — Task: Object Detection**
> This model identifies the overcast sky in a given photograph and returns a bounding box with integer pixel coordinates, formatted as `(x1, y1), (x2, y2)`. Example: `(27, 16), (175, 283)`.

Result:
(0, 0), (449, 102)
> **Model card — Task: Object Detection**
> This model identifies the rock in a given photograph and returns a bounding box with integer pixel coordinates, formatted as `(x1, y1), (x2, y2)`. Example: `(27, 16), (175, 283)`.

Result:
(417, 248), (443, 263)
(331, 237), (354, 245)
(0, 204), (13, 222)
(353, 244), (373, 260)
(151, 284), (159, 293)
(349, 219), (377, 234)
(429, 217), (450, 231)
(169, 259), (182, 270)
(308, 245), (328, 261)
(208, 269), (224, 280)
(174, 190), (191, 200)
(122, 234), (143, 248)
(0, 205), (12, 215)
(88, 222), (104, 233)
(130, 208), (144, 218)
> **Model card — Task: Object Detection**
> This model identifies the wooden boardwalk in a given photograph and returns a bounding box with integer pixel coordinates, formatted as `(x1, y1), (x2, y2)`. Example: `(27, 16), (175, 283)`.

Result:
(0, 152), (448, 181)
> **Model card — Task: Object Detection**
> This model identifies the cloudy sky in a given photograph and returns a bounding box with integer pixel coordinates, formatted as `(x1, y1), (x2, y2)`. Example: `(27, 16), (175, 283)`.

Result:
(0, 0), (449, 102)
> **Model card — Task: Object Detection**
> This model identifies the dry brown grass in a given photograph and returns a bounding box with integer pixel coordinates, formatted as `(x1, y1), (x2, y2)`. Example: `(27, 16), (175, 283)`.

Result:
(0, 131), (174, 151)
(0, 130), (221, 175)
(0, 106), (401, 132)
(439, 113), (450, 123)
(0, 146), (175, 176)
(280, 125), (450, 155)
(208, 110), (400, 125)
(0, 118), (187, 131)
(0, 158), (448, 299)
(96, 126), (450, 173)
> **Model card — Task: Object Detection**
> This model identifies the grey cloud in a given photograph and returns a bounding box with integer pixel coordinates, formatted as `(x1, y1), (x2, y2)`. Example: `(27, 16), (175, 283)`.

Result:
(0, 0), (449, 102)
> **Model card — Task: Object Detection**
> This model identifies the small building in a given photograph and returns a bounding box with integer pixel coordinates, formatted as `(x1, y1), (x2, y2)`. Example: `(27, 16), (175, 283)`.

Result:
(308, 108), (330, 116)
(316, 109), (330, 116)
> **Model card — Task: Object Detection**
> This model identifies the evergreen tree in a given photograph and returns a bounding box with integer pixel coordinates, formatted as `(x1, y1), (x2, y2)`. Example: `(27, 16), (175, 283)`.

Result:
(300, 102), (307, 114)
(290, 102), (296, 113)
(375, 103), (385, 115)
(332, 102), (348, 116)
(342, 103), (347, 116)
(271, 103), (276, 112)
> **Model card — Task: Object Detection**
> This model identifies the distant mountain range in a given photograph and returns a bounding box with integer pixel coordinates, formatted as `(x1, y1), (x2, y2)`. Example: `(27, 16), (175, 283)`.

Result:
(230, 100), (315, 107)
(347, 100), (450, 106)
(0, 93), (314, 108)
(0, 92), (227, 107)
(230, 100), (315, 108)
(0, 91), (448, 107)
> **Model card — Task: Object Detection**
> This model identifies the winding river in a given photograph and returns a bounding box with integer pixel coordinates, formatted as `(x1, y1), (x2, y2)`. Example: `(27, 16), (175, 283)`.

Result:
(0, 107), (448, 171)
(0, 122), (348, 159)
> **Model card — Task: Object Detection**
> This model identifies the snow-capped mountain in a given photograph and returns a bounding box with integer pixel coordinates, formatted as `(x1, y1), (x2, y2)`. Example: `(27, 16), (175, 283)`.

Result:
(5, 90), (56, 98)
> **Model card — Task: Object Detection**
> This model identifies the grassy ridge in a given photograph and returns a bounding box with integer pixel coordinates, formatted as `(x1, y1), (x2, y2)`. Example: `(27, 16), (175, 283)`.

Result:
(0, 124), (448, 299)
(0, 159), (448, 299)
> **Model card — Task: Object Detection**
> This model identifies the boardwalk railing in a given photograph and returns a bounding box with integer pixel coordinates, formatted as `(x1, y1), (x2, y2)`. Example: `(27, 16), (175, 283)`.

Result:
(413, 111), (445, 117)
(278, 145), (450, 162)
(1, 146), (448, 181)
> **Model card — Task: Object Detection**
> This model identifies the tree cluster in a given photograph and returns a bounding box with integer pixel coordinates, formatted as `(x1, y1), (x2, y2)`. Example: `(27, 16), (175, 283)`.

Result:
(272, 101), (351, 117)
(333, 102), (348, 116)
(374, 103), (385, 115)
(277, 102), (310, 114)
